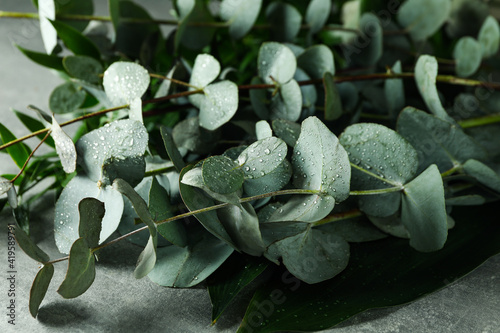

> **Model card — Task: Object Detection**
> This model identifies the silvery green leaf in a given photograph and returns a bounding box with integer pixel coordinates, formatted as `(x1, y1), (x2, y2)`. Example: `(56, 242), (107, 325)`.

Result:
(397, 0), (452, 42)
(368, 214), (410, 239)
(154, 65), (176, 99)
(463, 159), (500, 193)
(269, 79), (302, 121)
(220, 0), (262, 39)
(297, 45), (335, 79)
(173, 116), (220, 154)
(54, 175), (124, 254)
(237, 137), (287, 180)
(199, 80), (238, 130)
(256, 120), (272, 140)
(39, 0), (57, 54)
(29, 264), (54, 318)
(317, 216), (387, 243)
(401, 164), (448, 252)
(258, 42), (297, 85)
(265, 2), (302, 42)
(268, 194), (336, 223)
(103, 62), (150, 106)
(128, 97), (143, 123)
(51, 115), (77, 173)
(134, 235), (157, 279)
(414, 55), (451, 121)
(305, 0), (331, 34)
(0, 177), (12, 196)
(243, 159), (292, 196)
(175, 0), (195, 19)
(188, 54), (221, 108)
(384, 60), (405, 117)
(453, 37), (482, 77)
(202, 156), (244, 195)
(272, 119), (301, 147)
(295, 68), (316, 117)
(478, 16), (500, 58)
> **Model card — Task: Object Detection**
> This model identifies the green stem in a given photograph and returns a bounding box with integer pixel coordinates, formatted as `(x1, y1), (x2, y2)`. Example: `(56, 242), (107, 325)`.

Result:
(441, 164), (463, 178)
(457, 113), (500, 129)
(149, 73), (199, 90)
(350, 162), (402, 187)
(144, 166), (176, 178)
(349, 186), (404, 196)
(10, 131), (51, 183)
(312, 209), (363, 227)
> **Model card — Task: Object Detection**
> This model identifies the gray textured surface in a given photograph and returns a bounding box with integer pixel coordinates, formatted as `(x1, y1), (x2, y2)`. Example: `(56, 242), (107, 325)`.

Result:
(1, 1), (500, 333)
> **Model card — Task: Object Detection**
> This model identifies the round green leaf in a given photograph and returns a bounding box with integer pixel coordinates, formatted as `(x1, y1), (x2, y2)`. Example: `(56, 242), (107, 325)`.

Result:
(49, 82), (86, 114)
(63, 55), (103, 85)
(237, 136), (287, 179)
(305, 0), (331, 34)
(103, 62), (150, 106)
(243, 159), (292, 196)
(297, 44), (335, 79)
(265, 2), (302, 42)
(258, 42), (297, 85)
(272, 118), (301, 147)
(478, 15), (500, 58)
(269, 79), (302, 121)
(220, 0), (262, 39)
(202, 155), (244, 194)
(256, 120), (272, 140)
(453, 37), (482, 77)
(463, 159), (500, 193)
(384, 60), (405, 117)
(188, 54), (221, 108)
(173, 116), (220, 154)
(199, 80), (238, 130)
(397, 0), (452, 42)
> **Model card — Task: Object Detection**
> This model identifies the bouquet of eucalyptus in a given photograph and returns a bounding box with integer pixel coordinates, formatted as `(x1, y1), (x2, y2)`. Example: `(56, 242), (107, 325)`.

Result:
(1, 0), (500, 331)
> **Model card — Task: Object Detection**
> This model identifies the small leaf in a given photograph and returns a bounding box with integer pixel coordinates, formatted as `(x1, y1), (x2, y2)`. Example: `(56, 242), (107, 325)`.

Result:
(270, 79), (302, 122)
(265, 2), (302, 42)
(173, 116), (220, 154)
(258, 42), (297, 85)
(453, 37), (482, 77)
(305, 0), (331, 34)
(188, 54), (221, 108)
(199, 80), (239, 130)
(13, 110), (55, 147)
(220, 0), (263, 39)
(463, 159), (500, 193)
(49, 19), (101, 59)
(297, 45), (335, 79)
(77, 198), (105, 249)
(384, 60), (405, 117)
(175, 0), (216, 51)
(160, 126), (186, 173)
(202, 155), (244, 194)
(29, 264), (54, 318)
(255, 120), (272, 140)
(38, 0), (57, 54)
(49, 82), (86, 114)
(272, 119), (301, 147)
(148, 227), (233, 287)
(402, 164), (448, 252)
(57, 238), (95, 298)
(396, 0), (452, 41)
(237, 137), (287, 180)
(103, 62), (150, 106)
(181, 167), (241, 205)
(478, 15), (500, 58)
(63, 55), (103, 85)
(0, 123), (31, 169)
(1, 177), (12, 196)
(414, 55), (450, 121)
(134, 235), (157, 279)
(16, 45), (64, 71)
(50, 116), (77, 174)
(323, 72), (343, 121)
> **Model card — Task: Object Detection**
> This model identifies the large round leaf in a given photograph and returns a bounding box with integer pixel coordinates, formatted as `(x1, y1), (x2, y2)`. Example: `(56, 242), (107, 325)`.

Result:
(103, 62), (150, 106)
(202, 155), (244, 194)
(258, 42), (297, 85)
(220, 0), (262, 39)
(397, 0), (452, 41)
(199, 80), (238, 130)
(297, 45), (335, 79)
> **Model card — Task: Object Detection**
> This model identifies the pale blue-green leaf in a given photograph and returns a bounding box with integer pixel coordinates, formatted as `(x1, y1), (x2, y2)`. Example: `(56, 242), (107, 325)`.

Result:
(57, 238), (95, 298)
(249, 77), (269, 119)
(339, 123), (416, 217)
(7, 185), (17, 209)
(453, 37), (482, 77)
(271, 228), (350, 284)
(269, 79), (302, 121)
(354, 13), (382, 66)
(77, 197), (104, 249)
(175, 0), (216, 51)
(128, 97), (143, 123)
(237, 137), (287, 179)
(154, 65), (176, 99)
(54, 175), (124, 254)
(160, 126), (186, 173)
(414, 55), (450, 121)
(134, 235), (157, 279)
(284, 43), (305, 57)
(295, 68), (316, 117)
(220, 0), (262, 39)
(244, 159), (292, 196)
(188, 54), (220, 108)
(0, 177), (12, 196)
(76, 119), (148, 186)
(258, 42), (297, 85)
(202, 155), (244, 194)
(29, 264), (54, 317)
(368, 213), (409, 238)
(297, 45), (335, 79)
(384, 60), (405, 117)
(256, 120), (272, 140)
(318, 216), (387, 243)
(272, 119), (301, 147)
(478, 16), (500, 58)
(175, 0), (194, 19)
(396, 0), (452, 41)
(323, 72), (343, 121)
(445, 195), (486, 206)
(218, 203), (265, 256)
(463, 159), (500, 193)
(199, 80), (238, 130)
(397, 107), (488, 173)
(268, 193), (335, 223)
(305, 0), (331, 34)
(39, 0), (57, 54)
(49, 82), (86, 114)
(265, 2), (302, 42)
(51, 115), (76, 173)
(80, 82), (113, 109)
(401, 164), (448, 252)
(63, 55), (103, 85)
(173, 116), (220, 154)
(103, 62), (150, 106)
(148, 230), (233, 287)
(261, 220), (309, 264)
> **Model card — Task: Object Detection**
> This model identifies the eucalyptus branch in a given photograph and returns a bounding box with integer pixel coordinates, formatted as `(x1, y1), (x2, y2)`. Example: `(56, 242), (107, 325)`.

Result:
(350, 162), (402, 187)
(349, 186), (404, 196)
(312, 209), (364, 227)
(457, 113), (500, 128)
(149, 73), (199, 89)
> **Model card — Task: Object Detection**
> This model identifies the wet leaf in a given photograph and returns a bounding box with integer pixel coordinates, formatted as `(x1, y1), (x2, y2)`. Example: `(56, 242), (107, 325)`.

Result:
(243, 159), (292, 196)
(272, 119), (301, 147)
(29, 264), (54, 318)
(453, 37), (482, 77)
(305, 0), (331, 34)
(297, 45), (335, 79)
(199, 80), (239, 130)
(181, 166), (240, 205)
(237, 137), (287, 180)
(103, 62), (150, 106)
(77, 198), (105, 249)
(258, 42), (297, 85)
(63, 55), (103, 85)
(202, 155), (244, 194)
(189, 54), (220, 107)
(397, 0), (451, 42)
(50, 115), (77, 173)
(57, 238), (95, 298)
(270, 79), (302, 121)
(220, 0), (262, 39)
(478, 15), (500, 58)
(265, 2), (302, 42)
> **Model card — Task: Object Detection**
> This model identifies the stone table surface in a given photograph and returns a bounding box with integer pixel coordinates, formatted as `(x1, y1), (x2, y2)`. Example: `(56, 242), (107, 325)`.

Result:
(1, 1), (499, 333)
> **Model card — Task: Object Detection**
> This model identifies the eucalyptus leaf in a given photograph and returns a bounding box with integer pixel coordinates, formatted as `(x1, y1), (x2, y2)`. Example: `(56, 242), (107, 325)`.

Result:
(77, 198), (105, 249)
(249, 77), (270, 119)
(134, 235), (158, 279)
(0, 177), (12, 196)
(396, 0), (452, 42)
(453, 37), (482, 77)
(63, 55), (103, 85)
(12, 217), (50, 263)
(38, 0), (57, 54)
(297, 45), (335, 79)
(258, 42), (297, 85)
(29, 264), (54, 318)
(199, 80), (239, 130)
(49, 19), (101, 59)
(160, 126), (186, 172)
(128, 97), (143, 123)
(265, 2), (302, 42)
(305, 0), (331, 34)
(175, 0), (216, 50)
(353, 13), (382, 66)
(57, 238), (95, 298)
(384, 60), (405, 117)
(270, 79), (302, 121)
(243, 159), (292, 196)
(103, 62), (150, 106)
(0, 123), (31, 169)
(237, 137), (287, 180)
(295, 68), (316, 117)
(189, 54), (220, 104)
(49, 82), (86, 114)
(220, 0), (262, 39)
(255, 120), (272, 140)
(173, 116), (220, 154)
(401, 164), (448, 252)
(50, 115), (77, 173)
(202, 155), (244, 194)
(478, 15), (500, 58)
(446, 195), (486, 206)
(272, 119), (301, 147)
(16, 45), (64, 71)
(368, 213), (410, 238)
(323, 72), (343, 121)
(318, 215), (388, 243)
(463, 159), (500, 193)
(13, 110), (55, 147)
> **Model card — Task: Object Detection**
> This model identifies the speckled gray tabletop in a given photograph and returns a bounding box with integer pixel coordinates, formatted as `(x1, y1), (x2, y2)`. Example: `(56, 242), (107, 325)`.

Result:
(1, 1), (499, 332)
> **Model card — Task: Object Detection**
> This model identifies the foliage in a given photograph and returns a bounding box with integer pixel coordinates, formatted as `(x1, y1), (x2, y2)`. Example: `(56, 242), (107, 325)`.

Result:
(1, 0), (500, 332)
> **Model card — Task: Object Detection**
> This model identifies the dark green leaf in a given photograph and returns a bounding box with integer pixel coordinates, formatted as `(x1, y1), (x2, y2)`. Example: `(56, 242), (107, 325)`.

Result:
(463, 159), (500, 193)
(220, 0), (263, 39)
(265, 2), (302, 42)
(202, 155), (245, 194)
(29, 264), (54, 318)
(0, 123), (31, 169)
(323, 72), (343, 121)
(49, 19), (101, 59)
(396, 0), (451, 41)
(49, 82), (86, 114)
(160, 126), (186, 173)
(13, 110), (55, 148)
(353, 13), (382, 66)
(297, 45), (335, 79)
(12, 218), (50, 263)
(249, 77), (270, 119)
(78, 198), (105, 249)
(182, 166), (241, 205)
(175, 0), (216, 51)
(272, 119), (301, 147)
(54, 0), (93, 32)
(16, 45), (64, 71)
(63, 55), (103, 85)
(57, 238), (95, 298)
